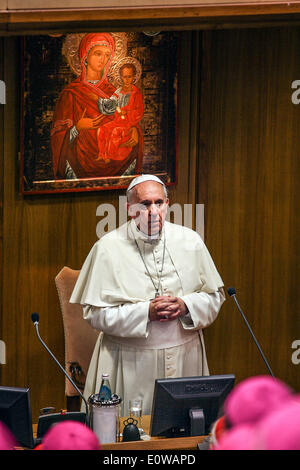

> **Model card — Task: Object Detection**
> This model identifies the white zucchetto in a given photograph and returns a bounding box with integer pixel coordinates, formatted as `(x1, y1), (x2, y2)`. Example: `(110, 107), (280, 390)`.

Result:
(126, 174), (166, 193)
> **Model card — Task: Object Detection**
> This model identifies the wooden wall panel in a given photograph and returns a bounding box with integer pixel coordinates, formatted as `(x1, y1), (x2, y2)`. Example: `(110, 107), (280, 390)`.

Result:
(199, 27), (300, 391)
(2, 3), (300, 37)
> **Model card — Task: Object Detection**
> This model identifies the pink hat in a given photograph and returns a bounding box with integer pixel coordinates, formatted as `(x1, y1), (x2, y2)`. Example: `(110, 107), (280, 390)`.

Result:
(0, 421), (18, 450)
(224, 375), (292, 427)
(41, 421), (100, 450)
(256, 397), (300, 450)
(213, 424), (256, 450)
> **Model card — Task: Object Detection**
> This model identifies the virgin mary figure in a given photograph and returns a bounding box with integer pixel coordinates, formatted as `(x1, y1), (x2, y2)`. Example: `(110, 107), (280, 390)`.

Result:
(50, 33), (143, 179)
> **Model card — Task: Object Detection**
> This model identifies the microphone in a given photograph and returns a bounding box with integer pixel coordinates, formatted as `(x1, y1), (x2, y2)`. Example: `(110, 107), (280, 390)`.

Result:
(31, 312), (89, 426)
(227, 288), (275, 377)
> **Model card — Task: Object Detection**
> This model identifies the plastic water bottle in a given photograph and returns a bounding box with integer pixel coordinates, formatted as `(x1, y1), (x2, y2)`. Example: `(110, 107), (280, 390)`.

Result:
(98, 373), (112, 401)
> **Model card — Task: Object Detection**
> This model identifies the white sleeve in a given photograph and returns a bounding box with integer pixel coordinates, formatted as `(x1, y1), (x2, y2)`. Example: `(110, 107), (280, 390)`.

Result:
(179, 288), (225, 331)
(82, 301), (150, 338)
(69, 125), (79, 142)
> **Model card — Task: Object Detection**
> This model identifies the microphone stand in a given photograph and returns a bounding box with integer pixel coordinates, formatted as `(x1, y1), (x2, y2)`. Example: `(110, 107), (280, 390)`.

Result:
(32, 315), (90, 426)
(227, 288), (275, 377)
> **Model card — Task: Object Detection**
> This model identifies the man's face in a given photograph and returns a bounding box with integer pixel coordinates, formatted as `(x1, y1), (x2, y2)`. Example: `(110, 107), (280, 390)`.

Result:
(127, 181), (169, 236)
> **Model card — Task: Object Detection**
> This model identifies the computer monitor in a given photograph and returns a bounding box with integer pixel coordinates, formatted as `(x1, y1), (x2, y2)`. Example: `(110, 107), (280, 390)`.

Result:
(0, 386), (35, 448)
(150, 374), (235, 438)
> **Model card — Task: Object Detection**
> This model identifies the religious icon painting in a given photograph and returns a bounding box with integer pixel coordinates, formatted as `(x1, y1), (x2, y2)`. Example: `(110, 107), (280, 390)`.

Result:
(20, 31), (179, 194)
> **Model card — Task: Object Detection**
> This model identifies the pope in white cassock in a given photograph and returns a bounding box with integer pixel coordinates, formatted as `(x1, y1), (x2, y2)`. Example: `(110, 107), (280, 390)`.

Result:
(70, 174), (226, 416)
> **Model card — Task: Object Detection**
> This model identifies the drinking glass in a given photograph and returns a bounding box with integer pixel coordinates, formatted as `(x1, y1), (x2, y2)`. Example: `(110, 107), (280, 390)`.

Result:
(129, 398), (144, 435)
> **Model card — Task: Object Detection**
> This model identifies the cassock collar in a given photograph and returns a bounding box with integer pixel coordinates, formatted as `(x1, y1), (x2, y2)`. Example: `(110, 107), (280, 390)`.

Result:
(128, 219), (164, 245)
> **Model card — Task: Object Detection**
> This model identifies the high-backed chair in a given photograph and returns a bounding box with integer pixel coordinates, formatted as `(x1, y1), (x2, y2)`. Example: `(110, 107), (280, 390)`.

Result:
(55, 266), (99, 411)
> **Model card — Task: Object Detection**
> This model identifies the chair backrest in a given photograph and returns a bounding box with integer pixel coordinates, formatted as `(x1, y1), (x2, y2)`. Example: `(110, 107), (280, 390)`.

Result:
(55, 266), (99, 396)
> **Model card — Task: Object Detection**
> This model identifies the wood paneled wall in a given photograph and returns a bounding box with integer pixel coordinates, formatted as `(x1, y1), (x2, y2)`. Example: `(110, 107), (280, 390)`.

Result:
(2, 2), (300, 35)
(0, 27), (299, 423)
(199, 27), (300, 388)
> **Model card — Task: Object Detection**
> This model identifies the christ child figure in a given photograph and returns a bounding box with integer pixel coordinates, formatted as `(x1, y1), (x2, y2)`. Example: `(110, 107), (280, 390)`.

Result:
(96, 63), (144, 162)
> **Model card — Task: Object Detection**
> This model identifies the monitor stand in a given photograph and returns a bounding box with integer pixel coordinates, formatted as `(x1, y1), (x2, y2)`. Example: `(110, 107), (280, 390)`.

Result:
(189, 408), (205, 436)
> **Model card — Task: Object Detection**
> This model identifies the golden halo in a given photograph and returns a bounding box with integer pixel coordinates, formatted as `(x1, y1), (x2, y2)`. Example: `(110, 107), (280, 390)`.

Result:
(61, 32), (128, 77)
(107, 56), (142, 88)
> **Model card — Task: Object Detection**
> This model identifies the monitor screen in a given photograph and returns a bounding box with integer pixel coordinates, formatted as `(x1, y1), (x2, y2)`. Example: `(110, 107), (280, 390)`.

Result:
(0, 386), (35, 448)
(150, 374), (235, 438)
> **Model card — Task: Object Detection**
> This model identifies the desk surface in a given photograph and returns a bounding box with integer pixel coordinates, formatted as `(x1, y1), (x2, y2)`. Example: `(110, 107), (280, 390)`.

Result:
(101, 415), (207, 450)
(34, 415), (208, 451)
